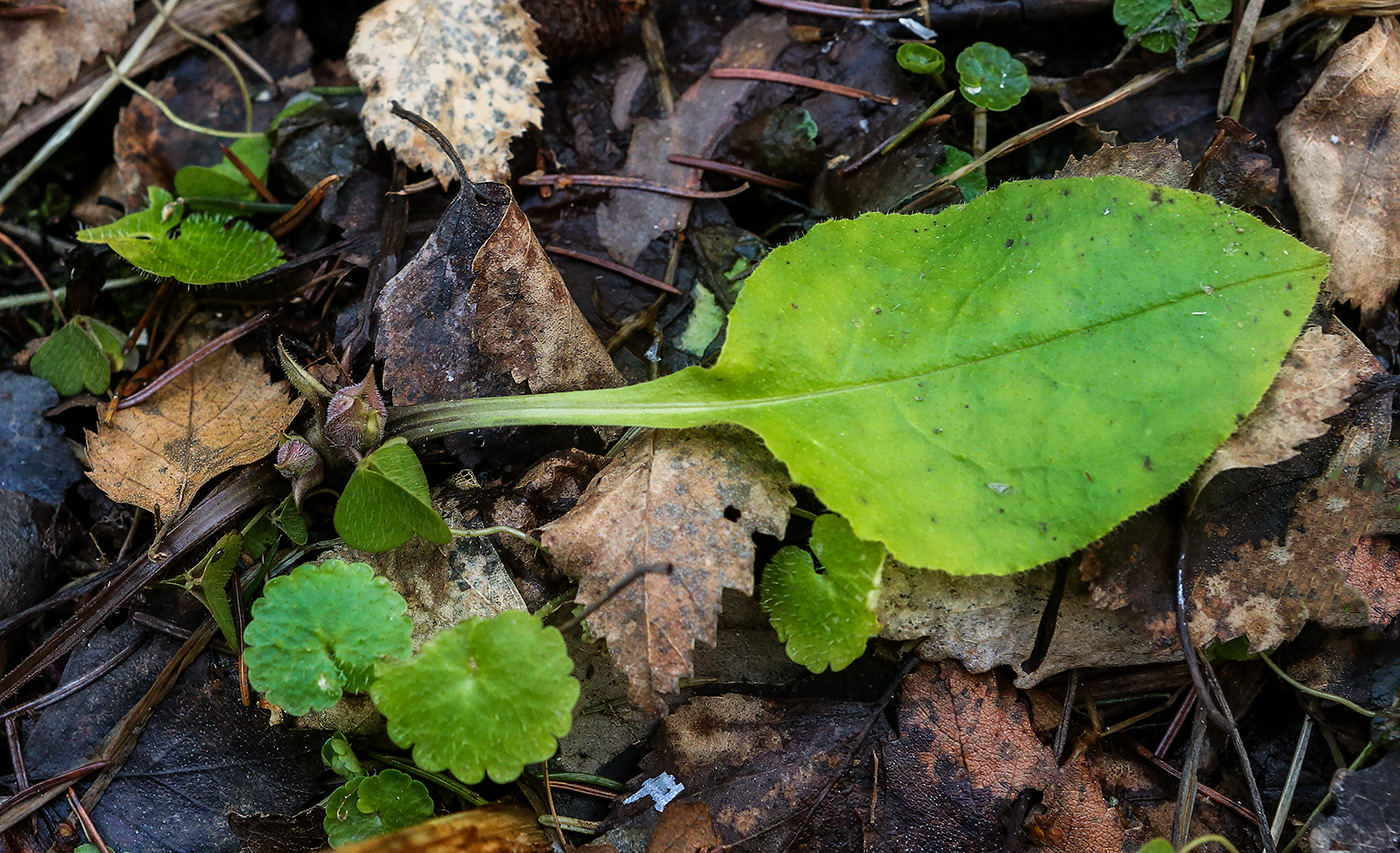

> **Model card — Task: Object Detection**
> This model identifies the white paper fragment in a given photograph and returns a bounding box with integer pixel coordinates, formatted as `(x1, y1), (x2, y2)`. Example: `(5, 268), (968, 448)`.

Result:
(622, 772), (685, 812)
(899, 17), (938, 39)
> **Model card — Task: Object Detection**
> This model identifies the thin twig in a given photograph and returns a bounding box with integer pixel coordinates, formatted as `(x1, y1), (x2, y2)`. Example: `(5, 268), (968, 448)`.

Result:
(105, 57), (264, 138)
(520, 170), (749, 200)
(214, 31), (279, 95)
(0, 230), (64, 321)
(1199, 658), (1277, 853)
(1271, 715), (1312, 843)
(150, 0), (253, 132)
(753, 0), (907, 18)
(114, 311), (271, 410)
(220, 143), (279, 203)
(709, 67), (898, 104)
(545, 245), (681, 294)
(668, 154), (804, 190)
(1259, 651), (1376, 717)
(1171, 703), (1209, 847)
(558, 564), (674, 634)
(1127, 738), (1259, 824)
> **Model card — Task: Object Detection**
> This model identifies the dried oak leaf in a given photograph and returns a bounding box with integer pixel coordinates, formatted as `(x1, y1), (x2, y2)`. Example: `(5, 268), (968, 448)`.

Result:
(1189, 117), (1279, 209)
(0, 0), (134, 126)
(345, 0), (547, 185)
(1195, 324), (1362, 491)
(86, 344), (301, 523)
(541, 428), (792, 715)
(1280, 19), (1400, 320)
(1054, 139), (1192, 187)
(645, 802), (723, 853)
(375, 178), (621, 406)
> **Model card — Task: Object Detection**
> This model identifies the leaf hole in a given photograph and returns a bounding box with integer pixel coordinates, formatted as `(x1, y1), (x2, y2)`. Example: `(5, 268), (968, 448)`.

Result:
(723, 506), (742, 522)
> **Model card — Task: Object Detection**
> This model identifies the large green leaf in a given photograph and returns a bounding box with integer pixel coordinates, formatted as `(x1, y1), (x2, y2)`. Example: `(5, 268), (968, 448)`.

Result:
(334, 437), (451, 552)
(393, 177), (1327, 575)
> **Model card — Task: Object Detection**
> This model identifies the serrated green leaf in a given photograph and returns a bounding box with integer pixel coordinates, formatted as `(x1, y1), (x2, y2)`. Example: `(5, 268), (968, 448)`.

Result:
(1114, 0), (1202, 52)
(896, 43), (945, 75)
(323, 732), (366, 778)
(334, 437), (451, 552)
(30, 316), (113, 395)
(394, 177), (1327, 576)
(371, 611), (579, 785)
(75, 186), (282, 285)
(956, 42), (1029, 111)
(324, 769), (433, 847)
(193, 530), (243, 654)
(762, 514), (885, 672)
(936, 146), (987, 202)
(244, 559), (413, 715)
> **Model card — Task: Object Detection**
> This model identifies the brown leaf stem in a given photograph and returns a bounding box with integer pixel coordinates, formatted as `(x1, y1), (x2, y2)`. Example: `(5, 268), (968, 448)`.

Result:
(708, 67), (899, 104)
(545, 245), (681, 294)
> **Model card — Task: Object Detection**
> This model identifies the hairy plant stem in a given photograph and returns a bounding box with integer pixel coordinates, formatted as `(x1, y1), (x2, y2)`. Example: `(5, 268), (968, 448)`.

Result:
(389, 387), (718, 441)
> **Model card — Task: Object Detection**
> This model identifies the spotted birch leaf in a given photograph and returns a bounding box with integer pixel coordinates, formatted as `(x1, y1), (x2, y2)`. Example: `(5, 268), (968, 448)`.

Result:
(244, 559), (413, 715)
(370, 611), (579, 784)
(75, 186), (282, 285)
(393, 177), (1327, 576)
(334, 437), (451, 552)
(762, 514), (886, 673)
(324, 769), (434, 847)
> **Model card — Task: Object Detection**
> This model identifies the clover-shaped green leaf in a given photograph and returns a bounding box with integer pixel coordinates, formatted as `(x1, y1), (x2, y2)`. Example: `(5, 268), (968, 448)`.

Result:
(896, 43), (945, 75)
(324, 769), (433, 848)
(762, 514), (886, 673)
(75, 186), (283, 285)
(371, 611), (579, 784)
(30, 315), (124, 396)
(334, 437), (451, 552)
(244, 559), (413, 715)
(322, 732), (366, 779)
(955, 42), (1030, 111)
(1113, 0), (1225, 52)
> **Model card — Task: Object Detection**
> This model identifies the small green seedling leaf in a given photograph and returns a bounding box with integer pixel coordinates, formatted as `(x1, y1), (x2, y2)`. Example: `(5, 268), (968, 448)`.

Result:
(174, 136), (273, 203)
(75, 186), (283, 285)
(324, 769), (433, 847)
(762, 513), (885, 672)
(896, 43), (945, 75)
(323, 732), (367, 778)
(935, 146), (987, 202)
(956, 42), (1030, 110)
(272, 493), (310, 546)
(191, 529), (244, 654)
(1114, 0), (1226, 52)
(334, 437), (451, 552)
(392, 177), (1327, 576)
(244, 559), (413, 715)
(1137, 841), (1176, 853)
(371, 611), (579, 785)
(29, 315), (124, 395)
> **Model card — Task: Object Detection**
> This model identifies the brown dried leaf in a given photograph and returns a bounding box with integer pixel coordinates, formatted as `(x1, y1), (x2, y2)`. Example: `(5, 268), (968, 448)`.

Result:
(876, 663), (1123, 853)
(0, 0), (134, 126)
(645, 802), (722, 853)
(1189, 117), (1279, 209)
(1280, 19), (1400, 320)
(1332, 535), (1400, 631)
(331, 802), (552, 853)
(345, 0), (548, 185)
(86, 345), (300, 523)
(1054, 139), (1192, 187)
(1195, 324), (1363, 490)
(541, 428), (792, 714)
(376, 179), (622, 405)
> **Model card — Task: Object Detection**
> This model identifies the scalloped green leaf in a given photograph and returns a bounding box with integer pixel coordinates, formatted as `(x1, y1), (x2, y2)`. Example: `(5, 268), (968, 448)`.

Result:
(334, 437), (451, 552)
(896, 43), (945, 75)
(393, 177), (1327, 577)
(762, 514), (886, 673)
(370, 611), (579, 785)
(324, 769), (433, 848)
(1113, 0), (1222, 52)
(75, 186), (282, 285)
(244, 559), (413, 715)
(30, 315), (120, 395)
(956, 42), (1030, 111)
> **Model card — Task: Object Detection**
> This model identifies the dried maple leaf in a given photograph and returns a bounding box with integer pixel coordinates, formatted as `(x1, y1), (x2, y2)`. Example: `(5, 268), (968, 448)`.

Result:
(1280, 19), (1400, 320)
(86, 344), (300, 524)
(345, 0), (548, 185)
(1195, 324), (1364, 491)
(541, 428), (792, 714)
(0, 0), (134, 126)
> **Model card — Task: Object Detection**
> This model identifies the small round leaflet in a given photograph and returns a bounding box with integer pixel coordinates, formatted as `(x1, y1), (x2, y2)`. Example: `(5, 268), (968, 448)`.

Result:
(323, 770), (433, 847)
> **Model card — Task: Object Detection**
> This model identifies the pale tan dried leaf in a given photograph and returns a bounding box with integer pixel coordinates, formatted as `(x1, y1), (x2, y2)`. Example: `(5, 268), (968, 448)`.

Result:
(345, 0), (548, 185)
(1335, 535), (1400, 630)
(1280, 19), (1400, 319)
(0, 0), (134, 126)
(1196, 325), (1363, 489)
(541, 428), (792, 715)
(86, 346), (300, 523)
(1054, 139), (1192, 187)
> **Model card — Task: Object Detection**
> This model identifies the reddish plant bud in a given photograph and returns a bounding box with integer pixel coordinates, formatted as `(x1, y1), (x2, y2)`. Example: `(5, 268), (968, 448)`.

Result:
(275, 433), (324, 506)
(324, 372), (388, 458)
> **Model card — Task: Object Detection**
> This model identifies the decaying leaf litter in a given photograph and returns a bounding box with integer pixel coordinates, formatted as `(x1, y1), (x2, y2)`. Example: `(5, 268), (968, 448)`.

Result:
(5, 0), (1400, 851)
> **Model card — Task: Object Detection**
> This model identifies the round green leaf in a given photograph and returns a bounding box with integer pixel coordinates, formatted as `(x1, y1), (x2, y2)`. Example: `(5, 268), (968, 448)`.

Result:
(371, 611), (579, 785)
(334, 437), (451, 552)
(935, 146), (987, 202)
(762, 514), (886, 672)
(896, 43), (945, 75)
(324, 769), (433, 847)
(244, 559), (412, 715)
(30, 317), (112, 396)
(956, 42), (1030, 110)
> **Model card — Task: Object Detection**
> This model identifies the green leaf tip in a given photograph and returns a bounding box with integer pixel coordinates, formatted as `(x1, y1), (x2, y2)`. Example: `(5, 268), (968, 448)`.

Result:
(75, 186), (282, 285)
(324, 769), (434, 847)
(244, 559), (413, 715)
(334, 437), (451, 552)
(392, 177), (1327, 577)
(370, 610), (579, 785)
(762, 513), (885, 672)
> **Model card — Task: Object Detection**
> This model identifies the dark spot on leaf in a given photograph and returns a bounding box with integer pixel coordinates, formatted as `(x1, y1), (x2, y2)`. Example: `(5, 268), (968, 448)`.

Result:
(1025, 213), (1033, 221)
(1005, 239), (1014, 248)
(1284, 309), (1292, 317)
(1142, 455), (1153, 471)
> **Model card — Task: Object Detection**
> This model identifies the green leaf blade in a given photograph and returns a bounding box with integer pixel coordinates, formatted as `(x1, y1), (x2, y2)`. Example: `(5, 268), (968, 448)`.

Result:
(762, 514), (885, 672)
(30, 318), (112, 395)
(244, 559), (413, 715)
(334, 437), (451, 552)
(370, 611), (579, 785)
